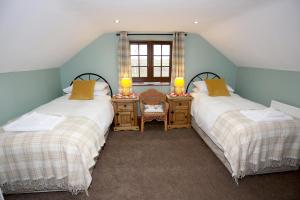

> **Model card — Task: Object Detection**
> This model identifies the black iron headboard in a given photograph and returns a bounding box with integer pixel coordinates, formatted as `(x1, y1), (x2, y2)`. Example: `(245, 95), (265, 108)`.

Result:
(70, 73), (113, 97)
(186, 72), (221, 93)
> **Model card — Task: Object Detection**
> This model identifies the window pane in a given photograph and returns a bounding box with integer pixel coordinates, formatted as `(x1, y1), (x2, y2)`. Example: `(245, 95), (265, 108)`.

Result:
(130, 45), (138, 55)
(162, 67), (169, 77)
(162, 56), (170, 66)
(153, 56), (161, 66)
(162, 45), (170, 55)
(153, 67), (161, 77)
(140, 56), (147, 66)
(132, 67), (139, 77)
(131, 42), (171, 82)
(131, 56), (138, 66)
(153, 45), (161, 55)
(139, 45), (147, 55)
(140, 67), (147, 77)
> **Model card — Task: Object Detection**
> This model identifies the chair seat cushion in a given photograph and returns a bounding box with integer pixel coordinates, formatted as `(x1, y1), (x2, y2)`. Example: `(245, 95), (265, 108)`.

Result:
(144, 104), (163, 113)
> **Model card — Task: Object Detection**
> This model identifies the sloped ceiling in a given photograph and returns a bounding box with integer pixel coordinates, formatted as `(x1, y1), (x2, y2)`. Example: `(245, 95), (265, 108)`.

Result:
(0, 0), (299, 73)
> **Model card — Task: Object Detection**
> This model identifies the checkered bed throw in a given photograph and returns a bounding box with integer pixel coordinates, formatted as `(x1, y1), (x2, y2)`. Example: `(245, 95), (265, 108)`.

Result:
(211, 110), (300, 179)
(0, 117), (106, 194)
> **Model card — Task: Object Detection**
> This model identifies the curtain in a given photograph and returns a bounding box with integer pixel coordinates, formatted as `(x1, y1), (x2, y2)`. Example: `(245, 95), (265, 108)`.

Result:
(170, 32), (185, 92)
(118, 31), (132, 94)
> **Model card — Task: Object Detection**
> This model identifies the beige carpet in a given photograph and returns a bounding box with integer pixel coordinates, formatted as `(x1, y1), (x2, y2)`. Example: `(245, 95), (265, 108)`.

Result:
(5, 123), (300, 200)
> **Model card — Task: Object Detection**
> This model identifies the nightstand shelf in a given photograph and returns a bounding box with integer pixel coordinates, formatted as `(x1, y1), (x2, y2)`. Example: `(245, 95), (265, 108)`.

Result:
(166, 95), (193, 129)
(112, 96), (139, 131)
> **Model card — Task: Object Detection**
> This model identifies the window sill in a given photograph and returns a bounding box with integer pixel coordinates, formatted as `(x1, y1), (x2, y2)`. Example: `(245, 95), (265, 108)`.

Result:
(133, 82), (170, 86)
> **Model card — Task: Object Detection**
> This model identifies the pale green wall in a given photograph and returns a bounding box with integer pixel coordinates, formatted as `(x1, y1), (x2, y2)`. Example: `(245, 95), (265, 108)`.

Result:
(235, 67), (300, 108)
(0, 68), (62, 125)
(60, 33), (236, 94)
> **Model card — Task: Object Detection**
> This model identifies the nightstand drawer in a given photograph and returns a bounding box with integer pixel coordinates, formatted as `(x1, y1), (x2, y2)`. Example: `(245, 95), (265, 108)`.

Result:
(117, 103), (133, 111)
(174, 101), (189, 110)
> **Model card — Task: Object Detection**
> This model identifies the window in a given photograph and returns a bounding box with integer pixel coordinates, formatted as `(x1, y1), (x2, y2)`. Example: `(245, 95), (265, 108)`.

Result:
(130, 41), (172, 83)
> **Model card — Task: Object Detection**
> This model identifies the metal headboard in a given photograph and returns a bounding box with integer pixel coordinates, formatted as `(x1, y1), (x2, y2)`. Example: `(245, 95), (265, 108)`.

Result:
(186, 72), (221, 93)
(70, 73), (113, 97)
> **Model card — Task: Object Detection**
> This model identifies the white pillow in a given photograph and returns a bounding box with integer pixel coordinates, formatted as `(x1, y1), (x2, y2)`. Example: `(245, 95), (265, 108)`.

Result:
(192, 81), (234, 93)
(94, 88), (110, 96)
(63, 82), (109, 94)
(192, 81), (206, 92)
(192, 88), (200, 93)
(94, 82), (109, 91)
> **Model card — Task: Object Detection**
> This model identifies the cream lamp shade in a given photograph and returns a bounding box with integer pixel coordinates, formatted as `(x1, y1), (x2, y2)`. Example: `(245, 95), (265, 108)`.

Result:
(121, 78), (132, 95)
(174, 77), (184, 95)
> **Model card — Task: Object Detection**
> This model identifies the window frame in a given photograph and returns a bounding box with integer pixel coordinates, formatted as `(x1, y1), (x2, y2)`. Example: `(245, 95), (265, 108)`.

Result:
(130, 40), (172, 83)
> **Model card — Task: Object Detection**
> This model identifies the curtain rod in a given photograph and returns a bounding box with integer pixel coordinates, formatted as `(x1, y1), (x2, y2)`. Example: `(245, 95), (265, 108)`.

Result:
(116, 33), (187, 36)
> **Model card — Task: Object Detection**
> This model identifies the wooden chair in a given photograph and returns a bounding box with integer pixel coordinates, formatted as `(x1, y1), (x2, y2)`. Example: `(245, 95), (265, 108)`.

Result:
(140, 89), (169, 133)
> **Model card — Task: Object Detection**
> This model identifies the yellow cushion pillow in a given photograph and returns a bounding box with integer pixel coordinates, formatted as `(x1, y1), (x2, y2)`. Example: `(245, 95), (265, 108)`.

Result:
(205, 78), (230, 96)
(69, 80), (96, 100)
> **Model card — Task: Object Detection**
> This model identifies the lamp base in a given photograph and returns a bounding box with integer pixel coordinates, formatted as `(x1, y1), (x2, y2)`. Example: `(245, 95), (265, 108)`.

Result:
(175, 87), (183, 95)
(122, 88), (130, 96)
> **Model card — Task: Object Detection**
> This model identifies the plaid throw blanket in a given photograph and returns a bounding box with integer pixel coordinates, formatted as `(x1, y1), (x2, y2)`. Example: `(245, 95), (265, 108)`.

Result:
(211, 110), (300, 179)
(0, 117), (106, 194)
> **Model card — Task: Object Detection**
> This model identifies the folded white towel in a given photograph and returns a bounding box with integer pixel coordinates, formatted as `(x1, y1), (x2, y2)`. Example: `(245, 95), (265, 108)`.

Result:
(240, 108), (293, 122)
(3, 112), (65, 132)
(144, 105), (164, 113)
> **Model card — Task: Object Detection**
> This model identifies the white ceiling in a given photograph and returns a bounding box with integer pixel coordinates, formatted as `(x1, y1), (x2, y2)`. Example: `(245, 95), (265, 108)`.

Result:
(0, 0), (299, 73)
(201, 0), (300, 71)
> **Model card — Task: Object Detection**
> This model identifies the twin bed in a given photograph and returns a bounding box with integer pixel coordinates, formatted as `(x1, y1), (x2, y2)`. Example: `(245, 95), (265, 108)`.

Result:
(187, 72), (300, 181)
(0, 72), (299, 195)
(0, 73), (114, 194)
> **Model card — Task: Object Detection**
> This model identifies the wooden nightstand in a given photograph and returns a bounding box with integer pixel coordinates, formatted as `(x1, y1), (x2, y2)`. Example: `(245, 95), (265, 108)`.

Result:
(166, 94), (193, 129)
(112, 96), (139, 131)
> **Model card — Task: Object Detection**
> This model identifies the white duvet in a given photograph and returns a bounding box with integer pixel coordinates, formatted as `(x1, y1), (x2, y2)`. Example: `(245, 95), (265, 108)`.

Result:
(191, 92), (265, 148)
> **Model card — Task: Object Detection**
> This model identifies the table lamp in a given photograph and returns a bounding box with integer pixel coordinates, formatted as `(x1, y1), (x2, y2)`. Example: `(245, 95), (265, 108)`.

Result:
(174, 77), (184, 95)
(121, 77), (132, 96)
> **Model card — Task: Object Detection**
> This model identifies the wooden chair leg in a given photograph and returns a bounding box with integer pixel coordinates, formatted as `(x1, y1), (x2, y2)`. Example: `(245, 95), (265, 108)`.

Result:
(141, 117), (144, 133)
(164, 117), (168, 132)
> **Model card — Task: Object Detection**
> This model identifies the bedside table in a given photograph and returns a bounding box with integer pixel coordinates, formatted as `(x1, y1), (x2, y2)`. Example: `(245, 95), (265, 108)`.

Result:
(166, 94), (193, 129)
(112, 96), (139, 131)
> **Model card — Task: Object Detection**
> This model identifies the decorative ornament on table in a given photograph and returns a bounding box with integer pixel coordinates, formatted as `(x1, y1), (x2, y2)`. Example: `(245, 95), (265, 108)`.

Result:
(169, 92), (177, 97)
(114, 92), (138, 99)
(169, 92), (190, 97)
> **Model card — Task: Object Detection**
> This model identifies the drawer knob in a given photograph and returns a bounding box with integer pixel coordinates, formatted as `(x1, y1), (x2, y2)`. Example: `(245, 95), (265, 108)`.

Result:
(179, 103), (182, 106)
(171, 111), (174, 114)
(171, 121), (174, 124)
(116, 113), (119, 116)
(131, 118), (134, 121)
(124, 104), (127, 107)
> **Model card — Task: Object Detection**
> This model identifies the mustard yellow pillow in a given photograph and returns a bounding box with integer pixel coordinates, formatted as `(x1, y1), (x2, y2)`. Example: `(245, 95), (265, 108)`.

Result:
(205, 78), (230, 96)
(69, 80), (96, 100)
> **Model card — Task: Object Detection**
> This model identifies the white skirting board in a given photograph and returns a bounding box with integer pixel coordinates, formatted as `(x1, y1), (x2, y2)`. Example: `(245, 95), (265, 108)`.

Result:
(0, 188), (4, 200)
